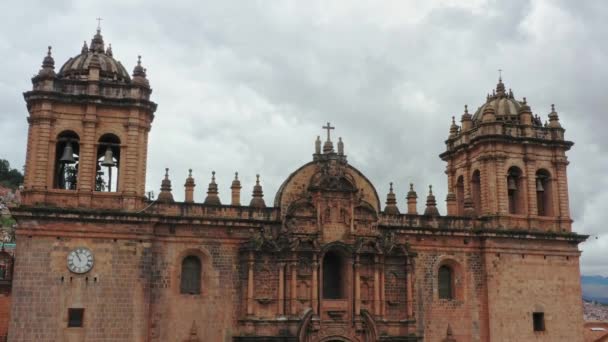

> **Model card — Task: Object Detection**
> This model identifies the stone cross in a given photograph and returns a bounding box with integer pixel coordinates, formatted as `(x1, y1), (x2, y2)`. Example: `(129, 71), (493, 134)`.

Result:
(96, 17), (103, 30)
(322, 122), (335, 141)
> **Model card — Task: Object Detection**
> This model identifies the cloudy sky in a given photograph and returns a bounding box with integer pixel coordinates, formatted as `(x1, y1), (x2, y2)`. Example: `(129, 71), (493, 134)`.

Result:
(0, 0), (606, 275)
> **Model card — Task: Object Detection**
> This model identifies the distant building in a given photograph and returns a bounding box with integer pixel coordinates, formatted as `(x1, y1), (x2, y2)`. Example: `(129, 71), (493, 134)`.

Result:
(8, 27), (588, 341)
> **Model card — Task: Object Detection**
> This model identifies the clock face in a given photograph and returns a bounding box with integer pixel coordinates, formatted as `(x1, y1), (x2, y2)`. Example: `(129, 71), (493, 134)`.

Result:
(67, 247), (94, 274)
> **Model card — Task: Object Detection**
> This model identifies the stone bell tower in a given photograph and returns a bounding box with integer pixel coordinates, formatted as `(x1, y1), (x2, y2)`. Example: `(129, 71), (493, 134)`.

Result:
(21, 27), (157, 210)
(440, 76), (573, 232)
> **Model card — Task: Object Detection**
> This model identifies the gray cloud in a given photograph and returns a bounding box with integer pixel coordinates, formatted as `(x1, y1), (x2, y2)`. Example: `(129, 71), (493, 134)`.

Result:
(1, 0), (605, 275)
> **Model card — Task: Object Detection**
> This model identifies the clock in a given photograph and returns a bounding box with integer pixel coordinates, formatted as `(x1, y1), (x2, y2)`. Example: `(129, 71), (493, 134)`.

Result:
(67, 247), (94, 274)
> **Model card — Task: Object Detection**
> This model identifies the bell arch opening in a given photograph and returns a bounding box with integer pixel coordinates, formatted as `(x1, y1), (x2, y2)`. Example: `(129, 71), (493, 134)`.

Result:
(322, 250), (347, 299)
(54, 130), (80, 190)
(96, 133), (121, 192)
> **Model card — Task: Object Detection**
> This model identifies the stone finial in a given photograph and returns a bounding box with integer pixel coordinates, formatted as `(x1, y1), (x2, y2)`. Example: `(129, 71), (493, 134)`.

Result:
(249, 174), (266, 208)
(315, 136), (321, 154)
(38, 46), (56, 78)
(548, 103), (562, 128)
(81, 40), (89, 54)
(384, 182), (400, 215)
(204, 171), (221, 205)
(157, 168), (175, 203)
(518, 96), (532, 125)
(133, 55), (146, 77)
(132, 55), (150, 87)
(481, 102), (496, 122)
(184, 169), (196, 203)
(106, 43), (113, 57)
(231, 172), (242, 206)
(449, 116), (459, 137)
(338, 137), (344, 155)
(406, 183), (418, 215)
(460, 104), (472, 131)
(424, 185), (440, 217)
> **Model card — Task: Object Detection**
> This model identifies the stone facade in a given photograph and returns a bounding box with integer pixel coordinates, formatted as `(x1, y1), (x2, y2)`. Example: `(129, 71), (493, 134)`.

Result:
(7, 29), (588, 342)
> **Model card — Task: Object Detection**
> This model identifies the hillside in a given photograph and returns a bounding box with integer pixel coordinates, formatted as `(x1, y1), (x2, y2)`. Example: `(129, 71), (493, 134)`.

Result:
(582, 275), (608, 305)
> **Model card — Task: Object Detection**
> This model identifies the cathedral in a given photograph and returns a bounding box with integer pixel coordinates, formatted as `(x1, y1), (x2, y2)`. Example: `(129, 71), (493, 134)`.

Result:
(7, 28), (588, 342)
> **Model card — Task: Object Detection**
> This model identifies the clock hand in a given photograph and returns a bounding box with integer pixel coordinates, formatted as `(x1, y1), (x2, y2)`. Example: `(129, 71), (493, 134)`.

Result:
(75, 253), (82, 262)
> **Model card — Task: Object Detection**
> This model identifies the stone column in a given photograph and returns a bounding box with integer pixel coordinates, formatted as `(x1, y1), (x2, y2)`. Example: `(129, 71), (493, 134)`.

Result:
(247, 252), (255, 316)
(290, 259), (298, 315)
(373, 255), (380, 316)
(312, 255), (319, 315)
(380, 256), (386, 318)
(354, 255), (361, 316)
(78, 104), (97, 194)
(406, 259), (414, 319)
(278, 262), (285, 316)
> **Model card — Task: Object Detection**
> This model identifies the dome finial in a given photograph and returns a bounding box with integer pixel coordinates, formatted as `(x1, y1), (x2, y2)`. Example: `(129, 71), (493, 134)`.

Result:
(204, 171), (221, 205)
(132, 55), (147, 79)
(89, 23), (105, 53)
(384, 182), (399, 215)
(157, 167), (174, 203)
(250, 174), (266, 208)
(41, 46), (55, 70)
(96, 17), (103, 32)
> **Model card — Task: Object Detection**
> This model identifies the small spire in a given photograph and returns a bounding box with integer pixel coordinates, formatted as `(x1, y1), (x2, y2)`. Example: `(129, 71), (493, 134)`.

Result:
(40, 46), (55, 70)
(204, 171), (221, 205)
(449, 116), (459, 137)
(81, 41), (88, 54)
(424, 185), (440, 217)
(548, 103), (561, 128)
(249, 174), (266, 208)
(406, 183), (418, 215)
(314, 136), (321, 154)
(460, 104), (472, 127)
(337, 137), (344, 155)
(157, 168), (175, 203)
(384, 182), (400, 215)
(231, 172), (242, 206)
(133, 55), (146, 77)
(184, 169), (196, 203)
(106, 43), (113, 57)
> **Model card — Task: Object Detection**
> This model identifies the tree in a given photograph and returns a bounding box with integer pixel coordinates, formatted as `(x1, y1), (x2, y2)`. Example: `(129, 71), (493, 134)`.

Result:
(0, 159), (24, 189)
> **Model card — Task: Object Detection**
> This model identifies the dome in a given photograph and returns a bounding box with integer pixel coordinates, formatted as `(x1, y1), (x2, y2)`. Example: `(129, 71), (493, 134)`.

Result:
(472, 78), (524, 123)
(58, 29), (131, 82)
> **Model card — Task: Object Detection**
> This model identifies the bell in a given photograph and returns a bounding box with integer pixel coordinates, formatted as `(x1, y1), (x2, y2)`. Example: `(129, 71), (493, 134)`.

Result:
(536, 178), (544, 192)
(59, 142), (76, 164)
(100, 146), (116, 167)
(507, 177), (517, 191)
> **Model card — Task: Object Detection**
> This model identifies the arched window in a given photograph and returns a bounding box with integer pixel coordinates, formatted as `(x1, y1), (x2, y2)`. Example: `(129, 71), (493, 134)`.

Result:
(438, 265), (453, 300)
(536, 169), (553, 216)
(455, 176), (464, 215)
(96, 134), (121, 192)
(54, 131), (80, 190)
(507, 166), (525, 214)
(471, 170), (481, 215)
(180, 255), (201, 294)
(323, 251), (345, 299)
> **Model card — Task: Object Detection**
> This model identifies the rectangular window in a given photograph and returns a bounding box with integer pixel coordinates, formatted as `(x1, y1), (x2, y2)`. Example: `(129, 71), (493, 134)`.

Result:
(533, 312), (545, 332)
(68, 308), (85, 328)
